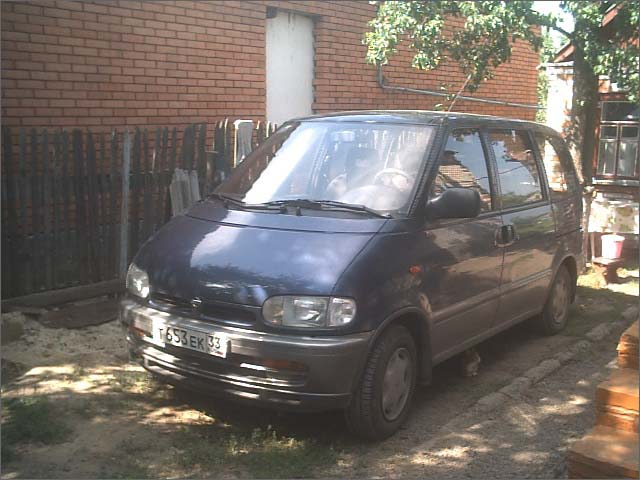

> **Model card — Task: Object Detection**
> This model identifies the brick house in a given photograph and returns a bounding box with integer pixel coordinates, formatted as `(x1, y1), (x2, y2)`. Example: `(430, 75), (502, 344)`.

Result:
(542, 6), (639, 257)
(1, 0), (540, 133)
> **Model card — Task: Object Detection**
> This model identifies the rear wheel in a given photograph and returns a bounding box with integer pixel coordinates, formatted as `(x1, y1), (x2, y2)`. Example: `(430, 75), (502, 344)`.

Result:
(345, 325), (417, 440)
(539, 265), (572, 335)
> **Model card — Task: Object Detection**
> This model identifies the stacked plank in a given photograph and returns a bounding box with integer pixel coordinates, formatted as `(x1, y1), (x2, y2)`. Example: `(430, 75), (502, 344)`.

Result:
(568, 320), (639, 479)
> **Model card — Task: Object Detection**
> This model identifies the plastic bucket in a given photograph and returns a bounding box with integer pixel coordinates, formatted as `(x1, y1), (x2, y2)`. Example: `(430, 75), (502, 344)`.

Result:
(601, 234), (625, 259)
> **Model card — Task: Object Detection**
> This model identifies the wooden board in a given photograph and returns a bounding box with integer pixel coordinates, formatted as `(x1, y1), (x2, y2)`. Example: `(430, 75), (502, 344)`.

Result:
(39, 298), (120, 329)
(567, 425), (639, 479)
(1, 279), (124, 310)
(596, 403), (639, 433)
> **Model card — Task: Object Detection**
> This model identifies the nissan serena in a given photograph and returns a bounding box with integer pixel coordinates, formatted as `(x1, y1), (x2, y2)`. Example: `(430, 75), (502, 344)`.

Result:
(121, 111), (582, 439)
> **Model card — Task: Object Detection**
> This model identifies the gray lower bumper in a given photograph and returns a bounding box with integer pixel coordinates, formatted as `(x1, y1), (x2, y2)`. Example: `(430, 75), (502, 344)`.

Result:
(121, 300), (372, 411)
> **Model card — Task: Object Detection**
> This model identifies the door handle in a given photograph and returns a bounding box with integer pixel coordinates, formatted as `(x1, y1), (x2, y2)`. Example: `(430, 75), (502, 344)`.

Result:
(495, 224), (518, 247)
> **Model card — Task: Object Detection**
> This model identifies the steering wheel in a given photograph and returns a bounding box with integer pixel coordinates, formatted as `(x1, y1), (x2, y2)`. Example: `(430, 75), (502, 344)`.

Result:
(373, 168), (413, 184)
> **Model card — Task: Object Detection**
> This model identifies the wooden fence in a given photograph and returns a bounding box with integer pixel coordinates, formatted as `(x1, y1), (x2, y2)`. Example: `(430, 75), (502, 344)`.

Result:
(1, 119), (277, 300)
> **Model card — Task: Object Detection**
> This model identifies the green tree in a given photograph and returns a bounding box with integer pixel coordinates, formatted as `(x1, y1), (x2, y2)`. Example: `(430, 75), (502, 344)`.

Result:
(364, 0), (639, 182)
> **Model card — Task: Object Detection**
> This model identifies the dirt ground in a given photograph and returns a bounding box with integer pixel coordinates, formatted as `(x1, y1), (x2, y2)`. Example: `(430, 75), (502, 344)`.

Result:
(1, 265), (638, 479)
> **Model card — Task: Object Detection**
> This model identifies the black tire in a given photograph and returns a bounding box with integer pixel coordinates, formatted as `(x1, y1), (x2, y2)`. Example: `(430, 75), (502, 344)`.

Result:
(345, 325), (417, 440)
(539, 265), (573, 336)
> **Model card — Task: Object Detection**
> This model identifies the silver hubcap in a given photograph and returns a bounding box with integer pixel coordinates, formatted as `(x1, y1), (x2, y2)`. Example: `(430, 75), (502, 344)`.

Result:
(551, 274), (570, 325)
(382, 347), (412, 421)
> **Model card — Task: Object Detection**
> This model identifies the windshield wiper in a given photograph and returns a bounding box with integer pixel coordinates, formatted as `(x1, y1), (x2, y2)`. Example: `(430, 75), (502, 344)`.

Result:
(208, 193), (290, 210)
(313, 200), (392, 219)
(263, 199), (391, 219)
(208, 192), (243, 205)
(208, 193), (278, 211)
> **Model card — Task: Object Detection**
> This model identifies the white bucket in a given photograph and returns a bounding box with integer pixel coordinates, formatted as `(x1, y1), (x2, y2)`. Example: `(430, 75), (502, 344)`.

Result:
(601, 234), (625, 259)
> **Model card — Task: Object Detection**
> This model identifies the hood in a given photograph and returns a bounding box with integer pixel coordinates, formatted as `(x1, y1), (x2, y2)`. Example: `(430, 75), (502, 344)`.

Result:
(133, 202), (385, 306)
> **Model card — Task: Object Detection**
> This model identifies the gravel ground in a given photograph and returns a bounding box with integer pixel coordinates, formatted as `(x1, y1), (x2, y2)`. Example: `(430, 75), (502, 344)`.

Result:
(1, 266), (637, 478)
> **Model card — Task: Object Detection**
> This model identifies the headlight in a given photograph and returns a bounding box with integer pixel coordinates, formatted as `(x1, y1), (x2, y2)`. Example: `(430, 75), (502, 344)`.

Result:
(262, 296), (356, 328)
(126, 263), (150, 299)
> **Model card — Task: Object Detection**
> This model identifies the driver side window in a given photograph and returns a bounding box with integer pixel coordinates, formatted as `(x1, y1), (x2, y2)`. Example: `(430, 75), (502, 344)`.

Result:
(431, 129), (493, 212)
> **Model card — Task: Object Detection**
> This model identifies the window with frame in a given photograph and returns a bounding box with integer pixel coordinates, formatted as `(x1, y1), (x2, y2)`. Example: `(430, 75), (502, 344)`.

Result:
(597, 124), (639, 179)
(430, 129), (493, 212)
(489, 129), (543, 208)
(534, 133), (579, 198)
(596, 101), (640, 181)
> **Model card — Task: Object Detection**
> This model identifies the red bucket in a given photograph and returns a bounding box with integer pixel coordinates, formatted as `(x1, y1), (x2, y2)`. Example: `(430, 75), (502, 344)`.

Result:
(601, 234), (625, 259)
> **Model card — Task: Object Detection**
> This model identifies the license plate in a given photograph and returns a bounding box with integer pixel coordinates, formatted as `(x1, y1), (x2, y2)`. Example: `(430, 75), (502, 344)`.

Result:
(152, 322), (228, 358)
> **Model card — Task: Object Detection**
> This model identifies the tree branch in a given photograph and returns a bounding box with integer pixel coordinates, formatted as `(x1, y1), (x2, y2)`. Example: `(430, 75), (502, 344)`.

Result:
(550, 24), (573, 39)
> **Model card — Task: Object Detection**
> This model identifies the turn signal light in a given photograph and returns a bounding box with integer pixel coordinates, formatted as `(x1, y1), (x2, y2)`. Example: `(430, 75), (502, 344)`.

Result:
(262, 358), (307, 372)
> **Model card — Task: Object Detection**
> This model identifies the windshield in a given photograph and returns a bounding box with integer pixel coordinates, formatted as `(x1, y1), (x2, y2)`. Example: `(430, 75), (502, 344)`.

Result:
(216, 121), (435, 214)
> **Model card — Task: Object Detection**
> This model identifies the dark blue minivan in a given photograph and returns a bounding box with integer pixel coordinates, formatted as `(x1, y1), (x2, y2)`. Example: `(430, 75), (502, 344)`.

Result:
(121, 111), (583, 439)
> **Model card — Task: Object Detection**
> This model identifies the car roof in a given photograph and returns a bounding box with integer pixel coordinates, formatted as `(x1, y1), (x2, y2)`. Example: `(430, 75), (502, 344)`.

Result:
(295, 110), (560, 136)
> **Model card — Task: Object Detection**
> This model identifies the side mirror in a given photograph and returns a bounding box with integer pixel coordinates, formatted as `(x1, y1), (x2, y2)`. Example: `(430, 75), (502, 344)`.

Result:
(426, 187), (481, 220)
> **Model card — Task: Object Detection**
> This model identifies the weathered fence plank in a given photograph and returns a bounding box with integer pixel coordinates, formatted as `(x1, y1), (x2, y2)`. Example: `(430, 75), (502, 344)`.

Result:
(119, 130), (131, 279)
(167, 127), (178, 221)
(52, 131), (62, 288)
(86, 131), (100, 282)
(3, 127), (18, 297)
(142, 129), (153, 241)
(130, 128), (141, 260)
(73, 130), (88, 285)
(30, 129), (41, 291)
(18, 130), (28, 239)
(61, 130), (72, 287)
(42, 130), (53, 290)
(98, 133), (109, 281)
(2, 127), (20, 292)
(151, 127), (162, 233)
(109, 131), (118, 280)
(1, 156), (9, 297)
(159, 127), (169, 226)
(182, 124), (193, 171)
(197, 123), (207, 195)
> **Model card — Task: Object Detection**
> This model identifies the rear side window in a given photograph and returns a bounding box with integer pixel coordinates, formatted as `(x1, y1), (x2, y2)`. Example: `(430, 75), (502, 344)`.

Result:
(534, 133), (580, 198)
(431, 129), (493, 212)
(489, 129), (543, 208)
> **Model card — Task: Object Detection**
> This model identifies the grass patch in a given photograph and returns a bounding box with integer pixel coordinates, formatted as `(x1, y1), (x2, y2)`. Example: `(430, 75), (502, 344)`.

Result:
(173, 430), (228, 470)
(170, 426), (337, 479)
(71, 364), (87, 379)
(231, 427), (338, 479)
(68, 398), (98, 419)
(112, 370), (154, 393)
(99, 454), (151, 480)
(108, 459), (151, 479)
(1, 397), (72, 463)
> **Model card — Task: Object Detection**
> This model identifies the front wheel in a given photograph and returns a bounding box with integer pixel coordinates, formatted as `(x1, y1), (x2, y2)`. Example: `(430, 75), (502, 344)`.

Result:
(538, 265), (573, 335)
(345, 325), (417, 440)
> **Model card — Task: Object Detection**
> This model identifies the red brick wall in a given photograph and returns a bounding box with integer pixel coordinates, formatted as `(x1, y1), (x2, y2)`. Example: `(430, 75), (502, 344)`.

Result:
(1, 0), (539, 133)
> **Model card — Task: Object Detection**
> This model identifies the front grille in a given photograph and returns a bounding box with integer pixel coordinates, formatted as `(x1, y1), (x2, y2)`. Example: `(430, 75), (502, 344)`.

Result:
(139, 343), (308, 388)
(149, 292), (257, 326)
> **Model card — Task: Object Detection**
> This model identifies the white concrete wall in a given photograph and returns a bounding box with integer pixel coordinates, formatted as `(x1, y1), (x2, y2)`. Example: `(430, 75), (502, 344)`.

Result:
(266, 11), (314, 125)
(544, 64), (574, 135)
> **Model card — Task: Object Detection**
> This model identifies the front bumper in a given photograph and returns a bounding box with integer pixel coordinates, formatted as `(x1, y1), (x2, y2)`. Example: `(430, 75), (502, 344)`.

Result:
(120, 299), (372, 411)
